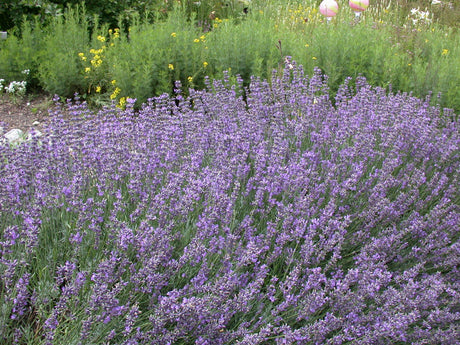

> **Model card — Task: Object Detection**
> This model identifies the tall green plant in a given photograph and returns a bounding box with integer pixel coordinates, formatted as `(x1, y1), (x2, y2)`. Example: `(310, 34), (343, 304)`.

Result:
(38, 6), (93, 98)
(0, 18), (44, 91)
(106, 7), (208, 105)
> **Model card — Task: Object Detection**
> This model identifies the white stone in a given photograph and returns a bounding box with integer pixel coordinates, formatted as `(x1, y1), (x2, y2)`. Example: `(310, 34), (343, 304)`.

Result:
(4, 128), (24, 143)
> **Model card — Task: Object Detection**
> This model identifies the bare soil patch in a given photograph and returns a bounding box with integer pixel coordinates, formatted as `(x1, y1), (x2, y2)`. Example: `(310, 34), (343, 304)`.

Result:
(0, 93), (54, 133)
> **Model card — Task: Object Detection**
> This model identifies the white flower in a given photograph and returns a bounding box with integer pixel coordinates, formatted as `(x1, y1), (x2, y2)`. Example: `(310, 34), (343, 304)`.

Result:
(5, 80), (27, 94)
(21, 69), (30, 75)
(409, 7), (432, 25)
(431, 0), (442, 5)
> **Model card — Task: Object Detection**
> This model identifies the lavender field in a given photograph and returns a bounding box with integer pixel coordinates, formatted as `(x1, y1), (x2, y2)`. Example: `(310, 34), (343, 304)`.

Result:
(1, 63), (459, 344)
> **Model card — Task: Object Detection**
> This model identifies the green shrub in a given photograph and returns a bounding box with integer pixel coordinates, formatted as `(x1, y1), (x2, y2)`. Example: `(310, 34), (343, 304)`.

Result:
(38, 6), (92, 98)
(204, 13), (281, 88)
(0, 18), (44, 91)
(1, 0), (458, 113)
(106, 7), (208, 106)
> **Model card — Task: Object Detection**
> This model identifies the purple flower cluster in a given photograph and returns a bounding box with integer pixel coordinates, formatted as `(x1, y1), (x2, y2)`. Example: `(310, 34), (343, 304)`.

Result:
(1, 61), (459, 344)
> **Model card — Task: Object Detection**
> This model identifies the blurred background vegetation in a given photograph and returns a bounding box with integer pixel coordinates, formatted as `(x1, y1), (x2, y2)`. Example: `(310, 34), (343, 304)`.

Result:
(0, 0), (459, 113)
(1, 0), (458, 31)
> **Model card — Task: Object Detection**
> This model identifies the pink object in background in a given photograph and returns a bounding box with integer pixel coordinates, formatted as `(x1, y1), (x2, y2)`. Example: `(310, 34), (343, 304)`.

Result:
(349, 0), (369, 15)
(319, 0), (339, 18)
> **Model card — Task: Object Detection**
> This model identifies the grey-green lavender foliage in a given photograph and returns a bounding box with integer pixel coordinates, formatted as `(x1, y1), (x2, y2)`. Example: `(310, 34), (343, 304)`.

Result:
(0, 61), (459, 344)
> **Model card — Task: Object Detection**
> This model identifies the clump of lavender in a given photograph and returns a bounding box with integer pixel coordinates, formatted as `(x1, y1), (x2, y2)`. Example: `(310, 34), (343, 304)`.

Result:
(0, 60), (459, 344)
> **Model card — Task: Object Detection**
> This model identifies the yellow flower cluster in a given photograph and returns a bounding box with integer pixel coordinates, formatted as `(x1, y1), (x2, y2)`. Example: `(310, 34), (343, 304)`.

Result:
(193, 35), (207, 43)
(117, 96), (126, 109)
(79, 29), (123, 99)
(108, 28), (120, 39)
(213, 17), (225, 28)
(282, 4), (321, 28)
(110, 87), (121, 100)
(441, 49), (449, 56)
(89, 48), (105, 68)
(168, 64), (174, 70)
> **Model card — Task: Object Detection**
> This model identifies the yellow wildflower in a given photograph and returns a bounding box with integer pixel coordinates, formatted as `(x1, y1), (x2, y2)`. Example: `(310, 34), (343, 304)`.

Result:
(97, 35), (106, 42)
(117, 97), (126, 109)
(194, 38), (200, 43)
(203, 61), (208, 68)
(85, 67), (91, 73)
(111, 80), (117, 85)
(200, 35), (206, 41)
(168, 64), (174, 70)
(305, 43), (309, 47)
(188, 76), (193, 83)
(312, 56), (317, 60)
(171, 32), (177, 37)
(96, 86), (101, 93)
(110, 87), (121, 100)
(442, 49), (449, 56)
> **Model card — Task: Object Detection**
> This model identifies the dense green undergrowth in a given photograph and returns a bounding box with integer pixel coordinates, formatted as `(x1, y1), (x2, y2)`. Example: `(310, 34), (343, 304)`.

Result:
(0, 0), (459, 113)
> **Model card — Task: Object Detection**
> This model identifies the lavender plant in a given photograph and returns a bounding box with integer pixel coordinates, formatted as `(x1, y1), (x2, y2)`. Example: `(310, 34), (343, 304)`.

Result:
(0, 61), (459, 344)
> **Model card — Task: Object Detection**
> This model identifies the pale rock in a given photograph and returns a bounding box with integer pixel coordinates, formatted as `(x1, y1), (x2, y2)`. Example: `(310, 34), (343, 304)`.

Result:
(4, 128), (24, 144)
